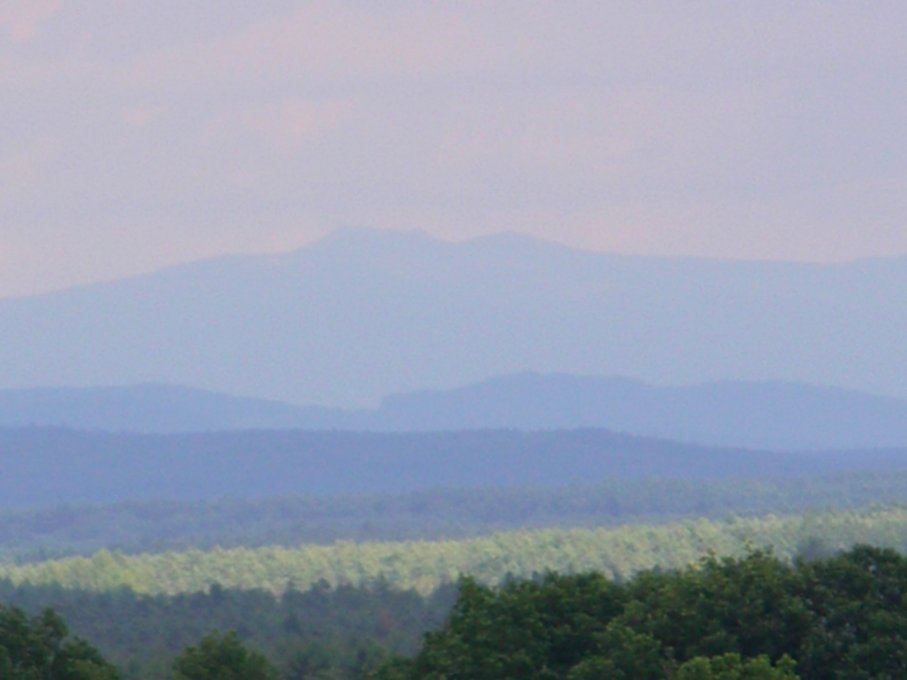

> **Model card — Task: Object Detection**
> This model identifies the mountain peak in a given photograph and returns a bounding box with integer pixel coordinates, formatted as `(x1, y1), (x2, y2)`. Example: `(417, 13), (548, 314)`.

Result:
(2, 230), (906, 408)
(303, 227), (575, 260)
(308, 226), (440, 251)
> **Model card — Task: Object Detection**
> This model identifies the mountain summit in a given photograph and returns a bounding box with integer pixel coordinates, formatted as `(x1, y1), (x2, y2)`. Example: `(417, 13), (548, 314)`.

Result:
(1, 228), (904, 406)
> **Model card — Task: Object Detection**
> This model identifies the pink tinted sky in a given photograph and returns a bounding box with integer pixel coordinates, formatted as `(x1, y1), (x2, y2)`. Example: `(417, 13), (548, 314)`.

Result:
(1, 1), (906, 297)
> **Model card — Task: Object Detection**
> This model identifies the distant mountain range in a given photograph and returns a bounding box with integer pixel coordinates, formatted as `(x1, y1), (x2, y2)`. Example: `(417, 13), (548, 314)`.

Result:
(4, 373), (907, 450)
(2, 427), (906, 509)
(0, 384), (306, 433)
(1, 228), (905, 407)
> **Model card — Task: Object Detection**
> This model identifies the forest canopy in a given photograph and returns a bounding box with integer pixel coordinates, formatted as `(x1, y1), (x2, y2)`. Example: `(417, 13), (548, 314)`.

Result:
(379, 546), (907, 680)
(4, 471), (907, 563)
(5, 546), (907, 679)
(3, 505), (907, 596)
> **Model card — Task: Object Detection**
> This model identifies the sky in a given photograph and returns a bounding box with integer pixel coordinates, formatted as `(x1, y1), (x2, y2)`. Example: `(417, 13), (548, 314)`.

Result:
(2, 1), (906, 298)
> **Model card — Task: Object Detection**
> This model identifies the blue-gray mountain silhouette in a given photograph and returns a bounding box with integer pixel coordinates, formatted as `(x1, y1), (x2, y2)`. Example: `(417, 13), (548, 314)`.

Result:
(4, 373), (907, 450)
(1, 227), (904, 407)
(2, 427), (906, 509)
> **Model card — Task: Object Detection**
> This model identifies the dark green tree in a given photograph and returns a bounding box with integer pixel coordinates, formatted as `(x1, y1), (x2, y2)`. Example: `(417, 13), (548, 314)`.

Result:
(795, 546), (907, 679)
(676, 653), (799, 679)
(173, 631), (277, 680)
(566, 623), (665, 679)
(0, 604), (119, 679)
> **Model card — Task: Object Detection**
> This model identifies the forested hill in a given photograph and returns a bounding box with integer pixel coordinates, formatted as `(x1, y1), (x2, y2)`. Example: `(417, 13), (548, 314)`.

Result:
(2, 427), (907, 510)
(0, 383), (309, 432)
(6, 506), (907, 596)
(2, 228), (906, 406)
(368, 374), (907, 450)
(6, 472), (907, 561)
(5, 375), (907, 450)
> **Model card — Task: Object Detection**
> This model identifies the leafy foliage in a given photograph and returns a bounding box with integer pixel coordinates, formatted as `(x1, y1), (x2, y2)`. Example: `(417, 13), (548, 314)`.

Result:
(172, 631), (276, 680)
(0, 580), (456, 680)
(384, 547), (907, 680)
(7, 545), (907, 678)
(675, 654), (799, 679)
(0, 604), (119, 679)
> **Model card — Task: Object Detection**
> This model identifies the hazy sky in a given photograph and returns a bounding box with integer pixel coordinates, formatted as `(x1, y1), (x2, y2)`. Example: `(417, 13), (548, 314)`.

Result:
(2, 1), (906, 297)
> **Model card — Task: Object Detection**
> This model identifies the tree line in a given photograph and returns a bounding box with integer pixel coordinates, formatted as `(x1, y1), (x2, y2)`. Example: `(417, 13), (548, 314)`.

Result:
(379, 546), (907, 679)
(0, 580), (455, 679)
(5, 471), (907, 563)
(6, 546), (907, 678)
(3, 505), (907, 596)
